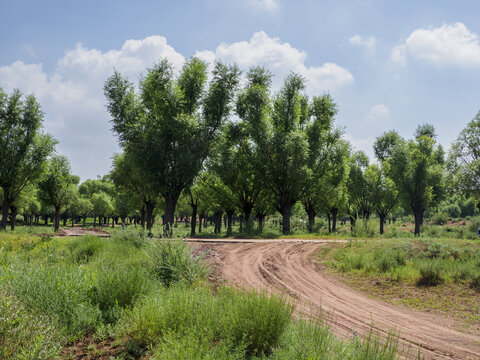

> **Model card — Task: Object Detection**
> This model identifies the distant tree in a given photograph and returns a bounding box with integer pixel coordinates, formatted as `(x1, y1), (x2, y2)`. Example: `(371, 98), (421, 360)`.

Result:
(105, 58), (240, 235)
(38, 156), (76, 232)
(449, 110), (480, 211)
(347, 151), (376, 220)
(0, 88), (56, 230)
(387, 124), (445, 235)
(91, 192), (113, 227)
(76, 197), (93, 227)
(373, 130), (402, 162)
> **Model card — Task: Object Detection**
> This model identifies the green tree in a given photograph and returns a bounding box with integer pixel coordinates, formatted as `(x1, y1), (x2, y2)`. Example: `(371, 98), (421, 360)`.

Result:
(387, 124), (445, 235)
(91, 192), (113, 227)
(449, 110), (480, 211)
(0, 88), (56, 229)
(105, 58), (240, 235)
(238, 68), (309, 234)
(37, 156), (76, 232)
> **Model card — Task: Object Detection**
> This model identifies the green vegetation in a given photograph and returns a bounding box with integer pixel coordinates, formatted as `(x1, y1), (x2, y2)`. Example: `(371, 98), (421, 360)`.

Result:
(0, 230), (403, 359)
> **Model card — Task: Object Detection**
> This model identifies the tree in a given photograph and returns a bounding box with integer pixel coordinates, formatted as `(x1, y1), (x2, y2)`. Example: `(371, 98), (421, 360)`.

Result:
(37, 156), (76, 232)
(0, 88), (56, 230)
(387, 124), (445, 235)
(449, 110), (480, 211)
(368, 165), (399, 234)
(373, 130), (401, 162)
(91, 192), (113, 227)
(238, 68), (310, 234)
(347, 151), (376, 220)
(208, 122), (261, 232)
(105, 58), (240, 235)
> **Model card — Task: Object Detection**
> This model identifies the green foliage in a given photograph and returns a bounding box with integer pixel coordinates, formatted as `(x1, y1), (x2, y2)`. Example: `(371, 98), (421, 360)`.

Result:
(0, 88), (56, 230)
(417, 262), (444, 286)
(0, 290), (61, 359)
(67, 235), (105, 263)
(112, 227), (147, 248)
(223, 289), (293, 356)
(146, 238), (208, 286)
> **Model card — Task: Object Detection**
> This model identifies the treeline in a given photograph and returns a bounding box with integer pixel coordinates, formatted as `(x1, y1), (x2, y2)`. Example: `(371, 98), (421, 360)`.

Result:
(1, 59), (479, 235)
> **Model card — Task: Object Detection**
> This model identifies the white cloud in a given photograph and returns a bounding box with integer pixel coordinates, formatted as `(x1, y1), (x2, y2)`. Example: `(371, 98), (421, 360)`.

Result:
(195, 31), (354, 93)
(0, 32), (353, 180)
(247, 0), (279, 11)
(367, 104), (389, 120)
(349, 35), (376, 50)
(391, 23), (480, 67)
(390, 44), (406, 66)
(342, 133), (375, 159)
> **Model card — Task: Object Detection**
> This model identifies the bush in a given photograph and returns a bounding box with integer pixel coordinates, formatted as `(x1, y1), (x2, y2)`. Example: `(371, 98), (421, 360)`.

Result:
(431, 212), (449, 225)
(376, 253), (398, 272)
(146, 239), (208, 286)
(353, 219), (377, 238)
(222, 289), (293, 356)
(417, 262), (444, 286)
(91, 263), (149, 323)
(112, 228), (148, 249)
(471, 274), (480, 292)
(68, 235), (105, 263)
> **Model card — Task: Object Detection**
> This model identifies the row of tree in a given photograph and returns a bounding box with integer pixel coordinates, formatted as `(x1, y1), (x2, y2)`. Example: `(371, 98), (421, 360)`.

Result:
(1, 59), (479, 235)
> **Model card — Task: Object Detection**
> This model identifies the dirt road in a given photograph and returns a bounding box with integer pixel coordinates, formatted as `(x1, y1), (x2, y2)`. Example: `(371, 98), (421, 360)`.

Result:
(193, 239), (480, 360)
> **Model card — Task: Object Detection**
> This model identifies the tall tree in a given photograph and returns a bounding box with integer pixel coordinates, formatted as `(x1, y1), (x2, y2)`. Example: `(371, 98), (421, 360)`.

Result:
(387, 124), (445, 235)
(37, 156), (76, 232)
(105, 58), (240, 235)
(449, 110), (480, 211)
(0, 88), (56, 229)
(238, 68), (310, 234)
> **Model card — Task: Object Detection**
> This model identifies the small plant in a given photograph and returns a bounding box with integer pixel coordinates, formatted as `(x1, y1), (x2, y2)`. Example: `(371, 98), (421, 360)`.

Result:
(417, 262), (444, 286)
(68, 235), (105, 263)
(146, 238), (208, 286)
(113, 228), (147, 249)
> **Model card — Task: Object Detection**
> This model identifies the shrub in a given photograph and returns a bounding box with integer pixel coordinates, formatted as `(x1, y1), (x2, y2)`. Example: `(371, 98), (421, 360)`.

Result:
(146, 239), (208, 286)
(353, 219), (377, 238)
(342, 253), (365, 271)
(68, 235), (105, 263)
(471, 274), (480, 292)
(417, 262), (444, 286)
(376, 253), (398, 272)
(91, 263), (150, 323)
(222, 289), (293, 356)
(431, 212), (449, 225)
(112, 228), (148, 249)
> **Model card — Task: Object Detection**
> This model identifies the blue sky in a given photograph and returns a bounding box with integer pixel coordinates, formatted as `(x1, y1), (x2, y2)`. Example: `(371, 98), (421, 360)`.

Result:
(1, 0), (480, 180)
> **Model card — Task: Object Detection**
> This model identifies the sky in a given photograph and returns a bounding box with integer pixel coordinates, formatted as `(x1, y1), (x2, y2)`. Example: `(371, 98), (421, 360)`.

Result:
(1, 0), (480, 180)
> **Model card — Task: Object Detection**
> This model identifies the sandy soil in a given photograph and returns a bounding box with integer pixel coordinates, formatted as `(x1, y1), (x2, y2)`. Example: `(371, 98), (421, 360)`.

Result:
(192, 239), (480, 360)
(58, 227), (111, 237)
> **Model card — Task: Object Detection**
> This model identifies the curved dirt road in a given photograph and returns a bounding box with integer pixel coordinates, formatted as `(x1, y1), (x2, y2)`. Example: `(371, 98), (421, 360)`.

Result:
(195, 239), (480, 360)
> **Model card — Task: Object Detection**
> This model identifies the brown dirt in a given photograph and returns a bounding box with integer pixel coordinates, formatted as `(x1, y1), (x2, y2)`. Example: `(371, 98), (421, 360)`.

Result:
(194, 239), (480, 360)
(58, 227), (111, 237)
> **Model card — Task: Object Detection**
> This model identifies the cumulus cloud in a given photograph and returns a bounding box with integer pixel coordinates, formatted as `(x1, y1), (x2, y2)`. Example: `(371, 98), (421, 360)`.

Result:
(342, 133), (375, 159)
(247, 0), (279, 11)
(195, 31), (354, 93)
(0, 32), (353, 180)
(349, 35), (376, 50)
(391, 23), (480, 67)
(367, 104), (390, 121)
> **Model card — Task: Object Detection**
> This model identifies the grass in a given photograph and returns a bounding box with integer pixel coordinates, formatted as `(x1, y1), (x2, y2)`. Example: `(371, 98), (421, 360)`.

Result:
(0, 227), (405, 359)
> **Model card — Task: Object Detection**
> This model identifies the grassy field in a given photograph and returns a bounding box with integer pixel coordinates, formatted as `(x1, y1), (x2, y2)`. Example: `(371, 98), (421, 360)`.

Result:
(317, 237), (480, 332)
(0, 228), (403, 360)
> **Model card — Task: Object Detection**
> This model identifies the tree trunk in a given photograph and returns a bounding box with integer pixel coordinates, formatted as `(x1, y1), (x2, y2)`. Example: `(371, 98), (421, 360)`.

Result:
(54, 206), (60, 232)
(331, 208), (338, 232)
(163, 194), (178, 237)
(226, 210), (234, 236)
(190, 204), (197, 236)
(243, 203), (254, 232)
(145, 201), (155, 234)
(306, 208), (316, 233)
(93, 215), (97, 227)
(1, 188), (10, 230)
(198, 215), (203, 233)
(63, 216), (67, 227)
(350, 213), (357, 232)
(327, 213), (331, 233)
(379, 213), (386, 235)
(413, 207), (424, 236)
(71, 216), (74, 227)
(112, 217), (115, 228)
(280, 203), (293, 234)
(83, 215), (87, 227)
(10, 206), (17, 231)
